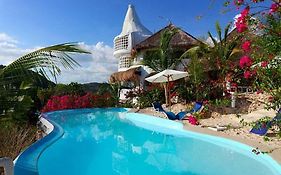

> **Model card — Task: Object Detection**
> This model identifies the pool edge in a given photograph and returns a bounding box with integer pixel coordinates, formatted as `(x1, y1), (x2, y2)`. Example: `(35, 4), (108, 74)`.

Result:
(14, 114), (65, 175)
(14, 108), (281, 175)
(13, 108), (129, 175)
(124, 112), (281, 174)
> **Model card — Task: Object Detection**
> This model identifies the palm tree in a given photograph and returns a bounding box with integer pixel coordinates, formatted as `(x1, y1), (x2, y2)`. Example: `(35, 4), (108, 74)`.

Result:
(143, 27), (180, 105)
(143, 27), (179, 72)
(0, 43), (90, 83)
(0, 43), (90, 121)
(182, 22), (242, 87)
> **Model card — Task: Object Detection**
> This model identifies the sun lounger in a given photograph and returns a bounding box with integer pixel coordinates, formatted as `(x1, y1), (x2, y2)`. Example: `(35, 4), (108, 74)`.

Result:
(177, 102), (203, 120)
(162, 102), (203, 120)
(152, 102), (165, 112)
(163, 111), (178, 120)
(250, 109), (281, 136)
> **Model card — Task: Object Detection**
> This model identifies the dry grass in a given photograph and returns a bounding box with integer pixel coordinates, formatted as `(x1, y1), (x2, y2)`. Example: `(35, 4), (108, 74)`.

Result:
(0, 121), (38, 160)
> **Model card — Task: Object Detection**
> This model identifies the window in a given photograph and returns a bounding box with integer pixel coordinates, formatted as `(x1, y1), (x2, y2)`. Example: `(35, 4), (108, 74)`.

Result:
(119, 57), (132, 69)
(114, 35), (129, 51)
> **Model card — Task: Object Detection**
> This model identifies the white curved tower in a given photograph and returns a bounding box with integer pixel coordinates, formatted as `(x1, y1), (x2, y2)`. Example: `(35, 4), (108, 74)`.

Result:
(113, 4), (152, 71)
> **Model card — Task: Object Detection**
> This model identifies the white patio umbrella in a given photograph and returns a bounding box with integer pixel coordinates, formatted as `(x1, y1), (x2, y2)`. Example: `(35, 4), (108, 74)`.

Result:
(145, 69), (188, 109)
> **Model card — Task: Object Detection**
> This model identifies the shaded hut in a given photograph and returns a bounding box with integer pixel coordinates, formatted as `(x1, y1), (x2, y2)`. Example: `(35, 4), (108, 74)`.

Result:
(135, 24), (201, 52)
(109, 66), (141, 85)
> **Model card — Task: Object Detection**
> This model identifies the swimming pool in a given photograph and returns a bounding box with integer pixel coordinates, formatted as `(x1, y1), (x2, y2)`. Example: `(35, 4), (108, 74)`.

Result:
(14, 108), (281, 175)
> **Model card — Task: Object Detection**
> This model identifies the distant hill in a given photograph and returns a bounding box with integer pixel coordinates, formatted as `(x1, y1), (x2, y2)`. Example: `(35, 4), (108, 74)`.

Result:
(0, 64), (55, 89)
(82, 82), (110, 93)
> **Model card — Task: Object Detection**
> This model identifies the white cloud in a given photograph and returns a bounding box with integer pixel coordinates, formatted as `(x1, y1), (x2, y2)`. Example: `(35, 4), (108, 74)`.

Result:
(0, 33), (33, 65)
(0, 33), (18, 44)
(0, 33), (118, 83)
(48, 42), (118, 84)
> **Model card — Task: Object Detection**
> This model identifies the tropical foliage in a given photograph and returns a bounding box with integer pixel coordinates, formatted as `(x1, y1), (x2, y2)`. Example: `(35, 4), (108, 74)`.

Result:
(125, 85), (165, 109)
(41, 92), (114, 112)
(143, 27), (180, 72)
(179, 22), (242, 102)
(97, 83), (120, 106)
(182, 22), (242, 81)
(37, 82), (85, 106)
(0, 43), (90, 123)
(229, 0), (281, 110)
(142, 27), (184, 105)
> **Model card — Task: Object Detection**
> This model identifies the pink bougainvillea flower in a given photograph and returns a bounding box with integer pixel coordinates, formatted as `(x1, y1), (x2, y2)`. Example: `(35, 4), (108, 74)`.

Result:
(41, 92), (106, 112)
(241, 6), (250, 16)
(235, 7), (250, 33)
(236, 22), (248, 33)
(60, 95), (73, 109)
(261, 61), (268, 68)
(243, 70), (252, 79)
(235, 17), (247, 33)
(239, 56), (252, 68)
(242, 40), (251, 52)
(203, 100), (209, 105)
(231, 82), (238, 87)
(188, 115), (199, 125)
(256, 90), (263, 94)
(270, 3), (280, 13)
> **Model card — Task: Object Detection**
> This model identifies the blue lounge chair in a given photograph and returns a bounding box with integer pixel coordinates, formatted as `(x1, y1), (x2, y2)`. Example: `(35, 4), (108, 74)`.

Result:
(250, 109), (281, 136)
(163, 111), (178, 120)
(152, 102), (165, 112)
(163, 102), (203, 120)
(250, 120), (272, 136)
(177, 102), (203, 120)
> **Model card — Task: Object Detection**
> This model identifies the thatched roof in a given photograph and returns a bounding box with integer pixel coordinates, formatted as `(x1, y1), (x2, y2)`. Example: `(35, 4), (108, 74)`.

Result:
(134, 24), (201, 51)
(109, 67), (141, 84)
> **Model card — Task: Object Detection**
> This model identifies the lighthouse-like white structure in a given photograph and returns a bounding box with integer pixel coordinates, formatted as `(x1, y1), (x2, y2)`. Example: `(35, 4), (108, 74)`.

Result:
(113, 4), (152, 72)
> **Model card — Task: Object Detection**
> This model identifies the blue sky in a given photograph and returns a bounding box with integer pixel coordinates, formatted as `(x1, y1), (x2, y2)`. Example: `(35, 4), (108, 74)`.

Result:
(0, 0), (263, 83)
(0, 0), (240, 48)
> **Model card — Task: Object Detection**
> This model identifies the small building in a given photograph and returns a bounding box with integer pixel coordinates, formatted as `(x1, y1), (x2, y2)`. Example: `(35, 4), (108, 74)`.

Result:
(110, 4), (201, 101)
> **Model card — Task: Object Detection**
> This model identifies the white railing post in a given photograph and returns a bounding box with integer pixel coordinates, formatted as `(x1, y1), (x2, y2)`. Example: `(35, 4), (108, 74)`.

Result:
(231, 92), (236, 108)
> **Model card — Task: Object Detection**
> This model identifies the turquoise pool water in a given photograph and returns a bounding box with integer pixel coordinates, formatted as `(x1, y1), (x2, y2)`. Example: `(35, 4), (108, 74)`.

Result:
(15, 108), (281, 175)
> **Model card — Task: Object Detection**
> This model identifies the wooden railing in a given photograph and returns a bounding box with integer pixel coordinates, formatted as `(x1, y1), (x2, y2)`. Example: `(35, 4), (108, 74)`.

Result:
(231, 86), (255, 94)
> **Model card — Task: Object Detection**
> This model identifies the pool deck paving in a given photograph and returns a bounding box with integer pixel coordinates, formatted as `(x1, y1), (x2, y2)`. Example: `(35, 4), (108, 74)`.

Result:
(133, 107), (281, 164)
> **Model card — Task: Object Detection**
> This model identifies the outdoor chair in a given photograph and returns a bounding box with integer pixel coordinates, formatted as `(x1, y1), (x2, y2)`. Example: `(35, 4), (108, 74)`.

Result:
(152, 102), (165, 112)
(163, 102), (203, 120)
(250, 109), (281, 136)
(177, 102), (203, 120)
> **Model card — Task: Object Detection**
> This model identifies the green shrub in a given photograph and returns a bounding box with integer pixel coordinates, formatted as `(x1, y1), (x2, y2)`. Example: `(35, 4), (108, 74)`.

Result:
(37, 82), (85, 105)
(210, 98), (231, 107)
(125, 86), (165, 109)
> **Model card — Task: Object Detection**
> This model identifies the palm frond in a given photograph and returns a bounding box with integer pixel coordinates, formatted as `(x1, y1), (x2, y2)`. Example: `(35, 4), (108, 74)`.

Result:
(143, 26), (185, 72)
(180, 46), (201, 59)
(160, 28), (178, 52)
(223, 23), (231, 43)
(207, 31), (218, 47)
(1, 43), (90, 83)
(216, 22), (222, 43)
(230, 48), (242, 57)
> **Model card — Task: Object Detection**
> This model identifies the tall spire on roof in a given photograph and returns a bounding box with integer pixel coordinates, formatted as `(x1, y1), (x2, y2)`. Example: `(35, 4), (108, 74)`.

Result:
(120, 4), (152, 36)
(114, 4), (152, 72)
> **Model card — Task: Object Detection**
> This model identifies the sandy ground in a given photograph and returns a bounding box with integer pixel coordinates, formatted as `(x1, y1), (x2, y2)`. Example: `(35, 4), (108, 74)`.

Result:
(131, 103), (281, 164)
